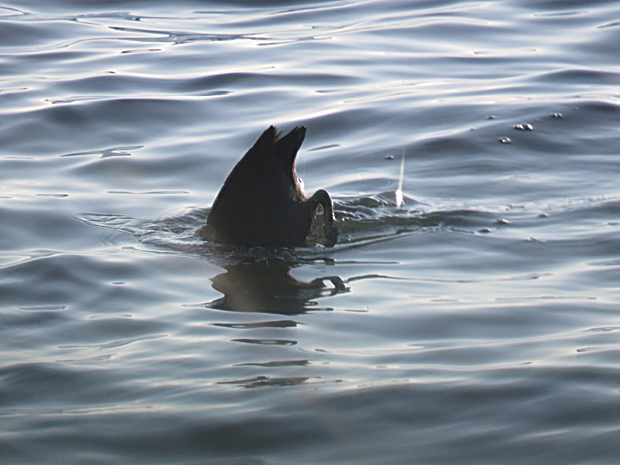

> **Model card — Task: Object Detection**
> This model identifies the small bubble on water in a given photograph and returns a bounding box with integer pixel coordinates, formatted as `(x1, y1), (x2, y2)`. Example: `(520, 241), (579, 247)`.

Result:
(514, 123), (533, 131)
(499, 137), (511, 144)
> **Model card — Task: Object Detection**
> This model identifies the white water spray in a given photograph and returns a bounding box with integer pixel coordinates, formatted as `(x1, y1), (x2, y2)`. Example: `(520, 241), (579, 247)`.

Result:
(395, 150), (405, 208)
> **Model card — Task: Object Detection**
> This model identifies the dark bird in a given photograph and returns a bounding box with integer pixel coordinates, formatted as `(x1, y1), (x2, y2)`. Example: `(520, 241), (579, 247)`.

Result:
(202, 126), (338, 248)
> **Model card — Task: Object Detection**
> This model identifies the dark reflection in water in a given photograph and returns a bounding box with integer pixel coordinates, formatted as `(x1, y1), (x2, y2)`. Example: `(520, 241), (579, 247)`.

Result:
(202, 259), (348, 389)
(207, 261), (347, 315)
(219, 375), (312, 389)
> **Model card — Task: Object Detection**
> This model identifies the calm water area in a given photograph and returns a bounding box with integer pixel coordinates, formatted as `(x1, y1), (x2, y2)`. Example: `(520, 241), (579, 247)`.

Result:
(2, 0), (620, 463)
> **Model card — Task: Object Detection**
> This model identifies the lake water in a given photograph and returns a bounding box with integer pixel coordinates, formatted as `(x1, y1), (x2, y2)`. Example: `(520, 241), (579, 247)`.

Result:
(2, 0), (620, 463)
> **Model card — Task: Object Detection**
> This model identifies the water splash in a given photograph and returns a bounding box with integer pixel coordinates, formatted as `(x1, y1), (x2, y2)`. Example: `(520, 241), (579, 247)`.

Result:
(395, 150), (405, 208)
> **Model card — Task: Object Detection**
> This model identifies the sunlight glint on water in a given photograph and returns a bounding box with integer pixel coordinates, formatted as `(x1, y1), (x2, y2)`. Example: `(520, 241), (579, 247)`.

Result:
(1, 1), (620, 464)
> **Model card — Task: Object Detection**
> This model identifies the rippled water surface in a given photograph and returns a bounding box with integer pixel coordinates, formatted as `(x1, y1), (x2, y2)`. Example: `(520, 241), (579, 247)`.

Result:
(2, 0), (620, 463)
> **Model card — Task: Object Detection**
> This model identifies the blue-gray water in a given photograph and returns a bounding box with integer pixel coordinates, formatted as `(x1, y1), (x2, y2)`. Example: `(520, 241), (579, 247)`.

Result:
(2, 0), (620, 464)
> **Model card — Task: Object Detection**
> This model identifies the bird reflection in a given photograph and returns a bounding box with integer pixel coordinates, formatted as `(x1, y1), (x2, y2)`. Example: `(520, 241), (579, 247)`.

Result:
(208, 261), (346, 315)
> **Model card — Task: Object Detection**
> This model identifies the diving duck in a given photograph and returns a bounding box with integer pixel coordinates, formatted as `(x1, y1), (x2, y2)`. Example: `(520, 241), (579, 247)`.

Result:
(202, 126), (338, 248)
